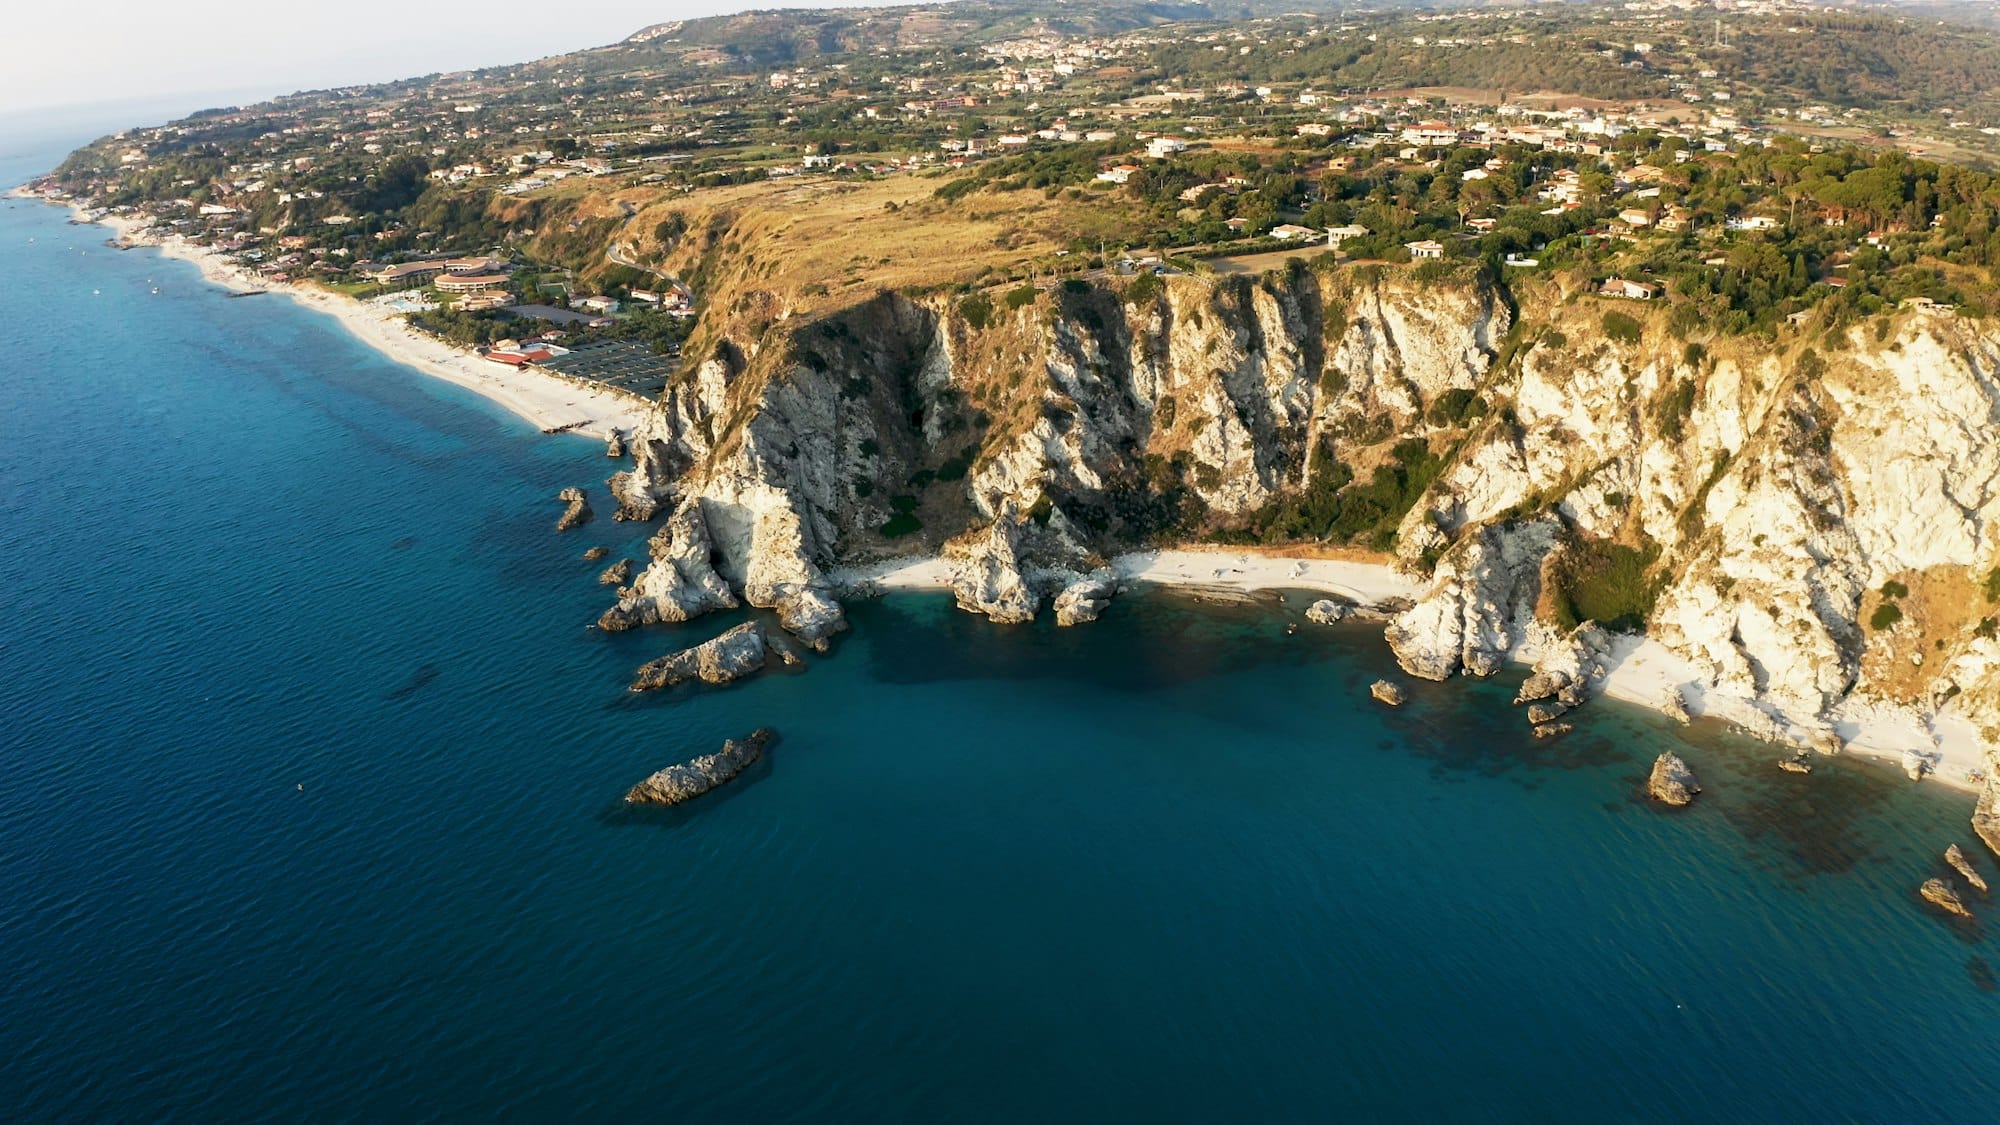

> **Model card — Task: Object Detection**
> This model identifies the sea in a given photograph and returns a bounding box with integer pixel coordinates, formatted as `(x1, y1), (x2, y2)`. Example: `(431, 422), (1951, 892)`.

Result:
(3, 116), (1997, 1123)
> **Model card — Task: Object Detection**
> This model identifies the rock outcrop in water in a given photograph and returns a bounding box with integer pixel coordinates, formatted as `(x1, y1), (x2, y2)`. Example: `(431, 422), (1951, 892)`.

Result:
(1648, 753), (1701, 806)
(583, 546), (609, 561)
(623, 728), (774, 805)
(1921, 877), (1974, 919)
(1305, 599), (1348, 625)
(1370, 679), (1407, 707)
(1054, 570), (1118, 626)
(629, 621), (768, 691)
(1947, 844), (1990, 893)
(605, 428), (626, 459)
(598, 558), (633, 586)
(565, 261), (2000, 842)
(599, 499), (739, 631)
(556, 487), (592, 531)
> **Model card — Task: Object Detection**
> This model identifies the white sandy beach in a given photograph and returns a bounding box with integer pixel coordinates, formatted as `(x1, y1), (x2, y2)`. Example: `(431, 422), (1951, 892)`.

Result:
(75, 206), (644, 441)
(843, 547), (1988, 792)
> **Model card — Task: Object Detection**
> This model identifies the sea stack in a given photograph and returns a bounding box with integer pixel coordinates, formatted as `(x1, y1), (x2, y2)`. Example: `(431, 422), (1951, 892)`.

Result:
(605, 428), (626, 458)
(1648, 753), (1701, 806)
(1920, 877), (1974, 920)
(1946, 844), (1989, 893)
(556, 486), (593, 532)
(629, 622), (769, 692)
(624, 728), (774, 806)
(1370, 679), (1407, 707)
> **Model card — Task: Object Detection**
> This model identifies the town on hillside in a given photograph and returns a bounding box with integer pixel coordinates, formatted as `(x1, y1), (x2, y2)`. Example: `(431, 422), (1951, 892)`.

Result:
(32, 0), (2000, 373)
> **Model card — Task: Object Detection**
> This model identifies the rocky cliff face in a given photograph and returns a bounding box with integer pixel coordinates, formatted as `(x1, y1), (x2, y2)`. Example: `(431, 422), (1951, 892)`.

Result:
(601, 262), (2000, 832)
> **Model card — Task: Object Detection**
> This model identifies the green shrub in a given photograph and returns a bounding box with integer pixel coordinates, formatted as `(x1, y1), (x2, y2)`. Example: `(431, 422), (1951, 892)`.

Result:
(935, 446), (976, 482)
(959, 292), (993, 331)
(1602, 310), (1643, 344)
(1656, 379), (1698, 442)
(1125, 271), (1163, 305)
(1879, 579), (1909, 599)
(1987, 568), (2000, 603)
(934, 178), (978, 203)
(1003, 285), (1038, 311)
(1548, 537), (1662, 633)
(1869, 602), (1904, 631)
(1426, 389), (1486, 428)
(880, 513), (923, 538)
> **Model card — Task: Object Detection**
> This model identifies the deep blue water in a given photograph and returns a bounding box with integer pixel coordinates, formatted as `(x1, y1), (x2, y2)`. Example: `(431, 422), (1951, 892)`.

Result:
(3, 144), (1998, 1123)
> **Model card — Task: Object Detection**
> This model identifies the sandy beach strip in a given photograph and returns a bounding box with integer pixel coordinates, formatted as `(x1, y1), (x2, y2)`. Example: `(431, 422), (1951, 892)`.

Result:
(70, 206), (644, 441)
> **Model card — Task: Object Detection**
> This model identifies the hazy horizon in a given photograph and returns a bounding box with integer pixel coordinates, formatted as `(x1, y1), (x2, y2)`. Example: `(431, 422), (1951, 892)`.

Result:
(12, 0), (904, 118)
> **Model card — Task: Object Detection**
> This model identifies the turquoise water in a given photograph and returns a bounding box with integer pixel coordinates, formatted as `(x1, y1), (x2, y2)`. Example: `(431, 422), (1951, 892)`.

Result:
(4, 143), (1998, 1122)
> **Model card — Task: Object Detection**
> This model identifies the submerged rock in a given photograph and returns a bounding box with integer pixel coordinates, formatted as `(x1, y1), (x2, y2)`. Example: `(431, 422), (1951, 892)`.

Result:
(1946, 844), (1990, 894)
(582, 546), (609, 561)
(1527, 701), (1572, 726)
(623, 728), (774, 806)
(598, 558), (633, 586)
(1305, 599), (1349, 625)
(629, 622), (768, 692)
(1778, 758), (1813, 774)
(1531, 722), (1573, 741)
(1370, 679), (1407, 707)
(1921, 877), (1974, 920)
(1648, 753), (1701, 806)
(1053, 570), (1118, 627)
(556, 486), (593, 532)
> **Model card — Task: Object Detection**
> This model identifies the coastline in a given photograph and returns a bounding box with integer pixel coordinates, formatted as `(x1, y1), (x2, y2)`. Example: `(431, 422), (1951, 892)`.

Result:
(34, 195), (643, 441)
(840, 548), (1988, 795)
(24, 192), (1981, 798)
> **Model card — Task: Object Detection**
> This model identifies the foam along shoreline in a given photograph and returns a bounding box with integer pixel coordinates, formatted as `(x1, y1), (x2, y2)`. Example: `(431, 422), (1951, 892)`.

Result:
(840, 548), (1987, 794)
(48, 199), (643, 441)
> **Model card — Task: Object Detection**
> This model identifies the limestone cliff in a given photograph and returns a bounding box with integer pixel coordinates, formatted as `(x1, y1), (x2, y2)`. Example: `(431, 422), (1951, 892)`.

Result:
(598, 261), (2000, 838)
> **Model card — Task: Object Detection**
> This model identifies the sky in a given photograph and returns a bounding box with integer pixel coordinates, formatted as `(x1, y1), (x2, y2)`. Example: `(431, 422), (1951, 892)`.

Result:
(8, 0), (895, 117)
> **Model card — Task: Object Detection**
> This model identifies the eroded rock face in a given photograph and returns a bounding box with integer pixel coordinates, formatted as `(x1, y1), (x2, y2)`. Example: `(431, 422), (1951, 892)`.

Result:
(591, 269), (2000, 843)
(1920, 877), (1973, 920)
(1661, 687), (1692, 725)
(1054, 570), (1118, 627)
(1387, 521), (1559, 680)
(1648, 753), (1701, 806)
(556, 487), (593, 532)
(1976, 785), (2000, 861)
(1370, 679), (1407, 707)
(945, 517), (1039, 624)
(1532, 722), (1573, 740)
(605, 429), (626, 459)
(623, 728), (774, 805)
(598, 558), (633, 586)
(1946, 844), (1989, 894)
(599, 498), (739, 631)
(629, 622), (768, 692)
